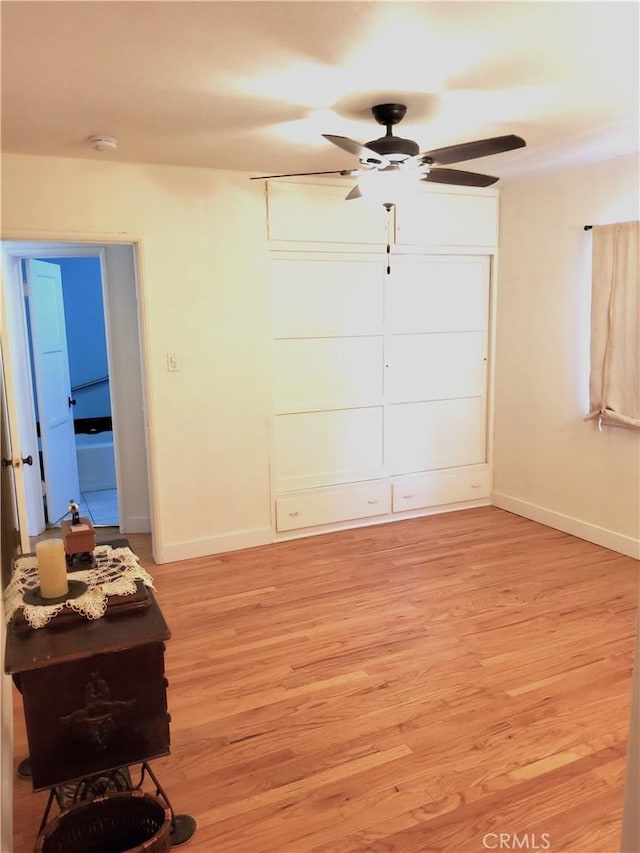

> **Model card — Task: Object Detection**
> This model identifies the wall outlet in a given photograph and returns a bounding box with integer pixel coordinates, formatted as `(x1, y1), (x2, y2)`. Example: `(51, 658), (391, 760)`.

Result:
(166, 353), (180, 371)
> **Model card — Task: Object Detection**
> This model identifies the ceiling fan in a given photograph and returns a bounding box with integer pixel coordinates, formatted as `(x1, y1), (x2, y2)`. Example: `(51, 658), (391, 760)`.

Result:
(251, 103), (526, 199)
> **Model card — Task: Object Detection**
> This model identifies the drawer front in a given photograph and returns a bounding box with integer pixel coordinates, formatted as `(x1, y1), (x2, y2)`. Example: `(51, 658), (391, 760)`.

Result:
(276, 480), (391, 532)
(22, 642), (170, 790)
(392, 466), (489, 513)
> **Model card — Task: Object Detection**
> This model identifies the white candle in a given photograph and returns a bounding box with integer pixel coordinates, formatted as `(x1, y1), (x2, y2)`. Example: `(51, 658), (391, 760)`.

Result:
(36, 539), (69, 599)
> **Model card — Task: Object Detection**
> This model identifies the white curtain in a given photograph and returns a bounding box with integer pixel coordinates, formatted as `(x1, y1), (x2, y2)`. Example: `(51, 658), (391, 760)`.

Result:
(587, 221), (640, 428)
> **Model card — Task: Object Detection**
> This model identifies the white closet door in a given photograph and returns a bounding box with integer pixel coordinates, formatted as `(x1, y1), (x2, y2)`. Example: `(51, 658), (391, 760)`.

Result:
(271, 253), (386, 491)
(384, 254), (490, 475)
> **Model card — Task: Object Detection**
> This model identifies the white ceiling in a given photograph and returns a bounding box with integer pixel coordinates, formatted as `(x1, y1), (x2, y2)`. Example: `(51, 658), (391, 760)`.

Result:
(1, 1), (638, 183)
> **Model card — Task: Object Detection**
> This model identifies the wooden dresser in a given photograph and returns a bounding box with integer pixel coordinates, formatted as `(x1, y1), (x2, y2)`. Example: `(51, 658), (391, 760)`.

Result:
(5, 582), (171, 791)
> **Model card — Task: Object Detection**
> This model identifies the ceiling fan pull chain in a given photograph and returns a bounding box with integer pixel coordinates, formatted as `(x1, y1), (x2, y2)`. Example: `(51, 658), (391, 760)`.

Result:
(384, 202), (394, 274)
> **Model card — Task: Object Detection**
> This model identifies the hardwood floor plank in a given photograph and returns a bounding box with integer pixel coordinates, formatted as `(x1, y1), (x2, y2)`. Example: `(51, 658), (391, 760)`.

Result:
(13, 507), (638, 852)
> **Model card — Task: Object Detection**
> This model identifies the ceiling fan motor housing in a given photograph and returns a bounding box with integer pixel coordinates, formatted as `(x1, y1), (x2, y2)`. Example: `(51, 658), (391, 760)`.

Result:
(367, 103), (419, 161)
(371, 103), (407, 126)
(367, 135), (419, 159)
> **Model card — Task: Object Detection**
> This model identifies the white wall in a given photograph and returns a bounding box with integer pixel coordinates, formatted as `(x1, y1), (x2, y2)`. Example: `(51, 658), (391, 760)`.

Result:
(1, 154), (273, 563)
(493, 153), (640, 557)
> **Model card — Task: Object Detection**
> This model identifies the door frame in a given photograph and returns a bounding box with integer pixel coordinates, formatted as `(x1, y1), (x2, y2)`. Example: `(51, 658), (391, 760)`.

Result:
(1, 232), (157, 556)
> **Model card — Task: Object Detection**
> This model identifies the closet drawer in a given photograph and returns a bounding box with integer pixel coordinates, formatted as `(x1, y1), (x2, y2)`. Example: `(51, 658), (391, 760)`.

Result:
(276, 480), (391, 532)
(392, 466), (489, 513)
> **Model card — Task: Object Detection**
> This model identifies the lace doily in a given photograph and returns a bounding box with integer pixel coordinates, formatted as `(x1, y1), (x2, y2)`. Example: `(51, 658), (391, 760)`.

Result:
(4, 545), (155, 630)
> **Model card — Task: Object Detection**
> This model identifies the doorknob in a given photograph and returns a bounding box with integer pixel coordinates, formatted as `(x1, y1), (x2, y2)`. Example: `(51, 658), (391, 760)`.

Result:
(2, 456), (33, 468)
(68, 396), (77, 407)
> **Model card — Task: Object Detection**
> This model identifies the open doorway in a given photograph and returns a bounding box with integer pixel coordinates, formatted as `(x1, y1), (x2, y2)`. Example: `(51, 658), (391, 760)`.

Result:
(2, 241), (152, 540)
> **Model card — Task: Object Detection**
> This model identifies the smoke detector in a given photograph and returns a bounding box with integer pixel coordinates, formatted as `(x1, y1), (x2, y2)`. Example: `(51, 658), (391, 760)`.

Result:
(87, 135), (118, 152)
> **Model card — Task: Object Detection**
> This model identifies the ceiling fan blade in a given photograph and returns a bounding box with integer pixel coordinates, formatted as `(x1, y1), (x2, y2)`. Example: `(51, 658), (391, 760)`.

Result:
(250, 169), (359, 180)
(422, 168), (499, 187)
(344, 185), (362, 201)
(416, 134), (526, 166)
(323, 134), (390, 167)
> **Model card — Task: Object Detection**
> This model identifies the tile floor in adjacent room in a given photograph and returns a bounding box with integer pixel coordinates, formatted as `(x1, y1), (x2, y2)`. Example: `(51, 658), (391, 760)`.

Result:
(74, 488), (119, 527)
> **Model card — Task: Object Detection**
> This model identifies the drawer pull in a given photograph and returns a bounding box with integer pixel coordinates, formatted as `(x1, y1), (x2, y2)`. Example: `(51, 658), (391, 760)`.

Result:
(288, 510), (301, 517)
(367, 499), (378, 504)
(471, 482), (482, 489)
(403, 494), (414, 499)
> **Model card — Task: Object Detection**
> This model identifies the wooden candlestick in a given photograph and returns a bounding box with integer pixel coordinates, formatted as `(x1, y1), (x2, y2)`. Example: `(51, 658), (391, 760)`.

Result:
(36, 539), (69, 599)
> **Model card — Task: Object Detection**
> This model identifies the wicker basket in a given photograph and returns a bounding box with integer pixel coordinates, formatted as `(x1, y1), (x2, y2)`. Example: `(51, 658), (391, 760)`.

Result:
(35, 791), (172, 853)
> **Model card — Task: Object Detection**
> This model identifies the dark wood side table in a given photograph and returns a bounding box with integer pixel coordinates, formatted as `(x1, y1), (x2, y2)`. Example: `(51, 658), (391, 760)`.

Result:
(4, 545), (196, 846)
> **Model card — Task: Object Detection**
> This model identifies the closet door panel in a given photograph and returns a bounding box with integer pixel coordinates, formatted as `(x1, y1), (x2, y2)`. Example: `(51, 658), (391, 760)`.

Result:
(267, 183), (388, 244)
(395, 191), (497, 247)
(274, 407), (384, 490)
(388, 257), (489, 333)
(386, 331), (486, 403)
(272, 257), (384, 338)
(274, 337), (383, 412)
(386, 398), (486, 475)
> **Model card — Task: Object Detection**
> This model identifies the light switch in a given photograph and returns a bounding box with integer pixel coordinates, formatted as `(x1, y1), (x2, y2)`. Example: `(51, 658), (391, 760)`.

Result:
(167, 353), (180, 372)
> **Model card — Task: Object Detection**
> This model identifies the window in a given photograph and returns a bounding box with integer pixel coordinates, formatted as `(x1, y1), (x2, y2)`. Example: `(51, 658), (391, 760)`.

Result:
(588, 221), (640, 428)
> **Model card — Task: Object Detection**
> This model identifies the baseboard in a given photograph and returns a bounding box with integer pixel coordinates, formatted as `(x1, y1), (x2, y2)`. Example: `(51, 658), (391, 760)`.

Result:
(156, 526), (273, 564)
(79, 478), (117, 492)
(120, 516), (151, 535)
(491, 491), (640, 559)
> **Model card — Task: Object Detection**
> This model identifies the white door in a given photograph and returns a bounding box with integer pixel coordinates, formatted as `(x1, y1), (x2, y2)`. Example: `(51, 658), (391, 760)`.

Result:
(25, 259), (80, 525)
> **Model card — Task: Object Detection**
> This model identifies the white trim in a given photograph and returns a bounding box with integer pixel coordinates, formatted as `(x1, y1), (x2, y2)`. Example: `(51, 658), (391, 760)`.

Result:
(157, 499), (496, 561)
(118, 515), (151, 535)
(2, 230), (145, 245)
(485, 197), (499, 493)
(157, 527), (273, 564)
(491, 491), (640, 559)
(267, 241), (496, 256)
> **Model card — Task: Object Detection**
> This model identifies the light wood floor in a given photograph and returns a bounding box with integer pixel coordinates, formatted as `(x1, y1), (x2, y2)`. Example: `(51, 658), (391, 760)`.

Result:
(12, 507), (639, 852)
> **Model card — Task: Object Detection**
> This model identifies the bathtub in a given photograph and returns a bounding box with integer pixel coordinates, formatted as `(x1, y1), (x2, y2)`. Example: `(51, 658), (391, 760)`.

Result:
(75, 431), (117, 492)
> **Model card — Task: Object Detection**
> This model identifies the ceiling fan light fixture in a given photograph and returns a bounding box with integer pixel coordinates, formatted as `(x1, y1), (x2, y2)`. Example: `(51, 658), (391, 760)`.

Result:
(357, 167), (420, 206)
